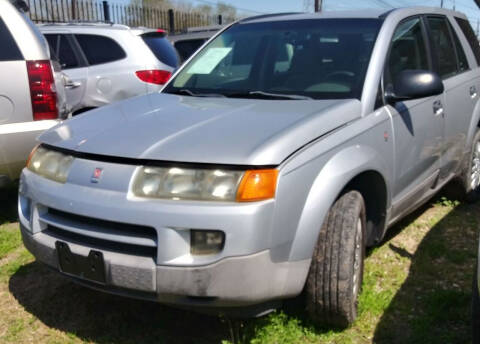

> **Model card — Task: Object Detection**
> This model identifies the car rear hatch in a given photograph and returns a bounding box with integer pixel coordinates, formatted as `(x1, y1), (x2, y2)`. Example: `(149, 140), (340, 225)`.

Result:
(135, 29), (179, 90)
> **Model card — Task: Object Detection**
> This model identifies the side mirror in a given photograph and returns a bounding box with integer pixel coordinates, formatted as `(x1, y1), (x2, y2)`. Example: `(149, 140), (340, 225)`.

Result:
(385, 70), (444, 104)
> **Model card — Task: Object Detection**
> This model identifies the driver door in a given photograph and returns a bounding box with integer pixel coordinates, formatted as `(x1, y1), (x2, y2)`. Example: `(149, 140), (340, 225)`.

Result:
(386, 16), (445, 217)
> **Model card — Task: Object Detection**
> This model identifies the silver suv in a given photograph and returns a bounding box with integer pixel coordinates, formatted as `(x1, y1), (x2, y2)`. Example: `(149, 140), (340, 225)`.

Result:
(39, 23), (179, 115)
(0, 0), (67, 187)
(19, 8), (480, 327)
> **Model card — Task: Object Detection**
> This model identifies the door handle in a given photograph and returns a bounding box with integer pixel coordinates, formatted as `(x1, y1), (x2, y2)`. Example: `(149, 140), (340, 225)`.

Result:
(65, 81), (81, 89)
(433, 100), (444, 117)
(470, 86), (477, 99)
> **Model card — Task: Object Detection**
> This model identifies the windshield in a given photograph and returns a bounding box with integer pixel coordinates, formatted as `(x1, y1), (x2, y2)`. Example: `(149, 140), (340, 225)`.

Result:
(164, 19), (382, 100)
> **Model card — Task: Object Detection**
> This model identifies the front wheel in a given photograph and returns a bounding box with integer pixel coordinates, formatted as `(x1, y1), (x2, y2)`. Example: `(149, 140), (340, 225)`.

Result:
(305, 190), (366, 328)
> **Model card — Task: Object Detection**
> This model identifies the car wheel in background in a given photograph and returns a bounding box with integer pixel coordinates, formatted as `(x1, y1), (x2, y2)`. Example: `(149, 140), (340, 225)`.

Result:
(474, 263), (480, 344)
(305, 190), (366, 328)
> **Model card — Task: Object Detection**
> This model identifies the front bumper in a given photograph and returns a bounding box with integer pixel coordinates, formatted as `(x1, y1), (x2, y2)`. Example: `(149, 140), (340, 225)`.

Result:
(21, 225), (309, 307)
(19, 167), (310, 307)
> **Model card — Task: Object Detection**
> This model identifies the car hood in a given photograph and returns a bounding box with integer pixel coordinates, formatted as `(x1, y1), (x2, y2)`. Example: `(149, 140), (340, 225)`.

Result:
(40, 93), (361, 166)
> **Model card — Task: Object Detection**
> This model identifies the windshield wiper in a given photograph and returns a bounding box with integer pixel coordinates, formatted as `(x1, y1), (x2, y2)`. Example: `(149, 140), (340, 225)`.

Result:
(227, 91), (313, 100)
(167, 89), (226, 98)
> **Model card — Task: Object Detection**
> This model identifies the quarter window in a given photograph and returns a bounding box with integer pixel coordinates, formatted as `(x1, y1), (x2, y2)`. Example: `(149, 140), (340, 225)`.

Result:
(427, 16), (459, 79)
(0, 17), (22, 61)
(75, 34), (126, 65)
(386, 17), (429, 86)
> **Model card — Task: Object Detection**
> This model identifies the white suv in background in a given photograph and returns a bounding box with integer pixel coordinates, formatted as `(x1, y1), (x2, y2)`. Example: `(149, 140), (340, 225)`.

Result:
(39, 23), (180, 115)
(0, 0), (67, 187)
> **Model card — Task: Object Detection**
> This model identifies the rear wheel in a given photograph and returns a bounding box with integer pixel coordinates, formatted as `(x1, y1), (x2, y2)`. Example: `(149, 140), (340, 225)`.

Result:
(305, 191), (366, 328)
(463, 129), (480, 202)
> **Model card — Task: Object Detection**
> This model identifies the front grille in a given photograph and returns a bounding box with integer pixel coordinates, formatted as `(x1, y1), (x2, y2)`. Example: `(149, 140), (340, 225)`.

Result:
(41, 208), (157, 259)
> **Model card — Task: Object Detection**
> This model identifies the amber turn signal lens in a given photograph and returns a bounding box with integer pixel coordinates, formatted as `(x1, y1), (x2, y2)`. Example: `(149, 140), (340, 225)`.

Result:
(236, 169), (278, 202)
(26, 144), (40, 167)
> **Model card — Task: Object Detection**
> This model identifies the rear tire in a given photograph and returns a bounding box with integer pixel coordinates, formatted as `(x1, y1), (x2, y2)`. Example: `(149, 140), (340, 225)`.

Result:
(305, 191), (366, 328)
(463, 129), (480, 203)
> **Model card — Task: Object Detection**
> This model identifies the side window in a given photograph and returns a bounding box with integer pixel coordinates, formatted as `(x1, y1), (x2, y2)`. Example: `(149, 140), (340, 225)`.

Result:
(386, 17), (429, 86)
(455, 17), (480, 66)
(45, 34), (59, 59)
(273, 42), (294, 73)
(45, 34), (80, 69)
(0, 17), (23, 61)
(75, 34), (126, 65)
(174, 39), (206, 62)
(427, 16), (458, 79)
(449, 22), (469, 73)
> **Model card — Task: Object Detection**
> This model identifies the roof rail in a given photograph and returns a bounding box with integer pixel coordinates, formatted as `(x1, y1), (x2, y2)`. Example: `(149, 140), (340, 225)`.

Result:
(38, 20), (120, 27)
(185, 25), (223, 33)
(239, 12), (302, 23)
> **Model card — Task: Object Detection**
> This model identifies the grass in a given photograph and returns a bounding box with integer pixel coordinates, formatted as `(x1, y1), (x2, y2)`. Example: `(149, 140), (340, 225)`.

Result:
(0, 182), (478, 343)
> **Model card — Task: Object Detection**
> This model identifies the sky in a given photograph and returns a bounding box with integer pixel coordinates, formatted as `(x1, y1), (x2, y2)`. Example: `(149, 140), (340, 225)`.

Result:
(180, 0), (480, 29)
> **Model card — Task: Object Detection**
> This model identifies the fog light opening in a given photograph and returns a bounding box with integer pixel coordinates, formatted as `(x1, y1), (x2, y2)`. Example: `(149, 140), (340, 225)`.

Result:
(190, 230), (225, 255)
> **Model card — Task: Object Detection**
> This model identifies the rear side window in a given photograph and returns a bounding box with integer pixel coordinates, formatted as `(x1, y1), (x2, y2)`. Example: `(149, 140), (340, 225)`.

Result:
(0, 17), (23, 61)
(455, 17), (480, 66)
(427, 16), (459, 79)
(45, 34), (80, 69)
(449, 21), (469, 73)
(75, 34), (126, 65)
(174, 39), (206, 62)
(142, 34), (179, 68)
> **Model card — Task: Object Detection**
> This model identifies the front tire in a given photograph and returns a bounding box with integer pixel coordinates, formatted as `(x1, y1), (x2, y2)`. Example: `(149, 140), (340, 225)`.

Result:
(305, 191), (366, 328)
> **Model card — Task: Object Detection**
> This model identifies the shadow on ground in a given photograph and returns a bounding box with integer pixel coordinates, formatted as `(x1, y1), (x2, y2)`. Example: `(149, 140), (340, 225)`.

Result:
(0, 183), (18, 224)
(372, 182), (480, 343)
(9, 262), (233, 344)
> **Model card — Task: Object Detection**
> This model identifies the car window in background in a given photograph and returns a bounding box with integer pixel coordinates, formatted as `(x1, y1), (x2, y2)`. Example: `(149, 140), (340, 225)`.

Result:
(455, 17), (480, 66)
(427, 16), (459, 79)
(387, 17), (429, 85)
(448, 21), (469, 72)
(174, 39), (206, 62)
(165, 19), (382, 100)
(75, 34), (126, 65)
(44, 34), (80, 69)
(0, 17), (22, 61)
(141, 33), (179, 68)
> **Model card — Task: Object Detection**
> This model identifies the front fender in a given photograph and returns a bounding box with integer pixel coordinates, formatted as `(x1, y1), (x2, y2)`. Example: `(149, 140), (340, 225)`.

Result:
(285, 144), (390, 262)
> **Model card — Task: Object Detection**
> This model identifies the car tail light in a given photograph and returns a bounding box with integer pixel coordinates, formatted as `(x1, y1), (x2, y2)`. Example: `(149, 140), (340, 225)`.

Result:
(27, 60), (58, 121)
(135, 70), (172, 85)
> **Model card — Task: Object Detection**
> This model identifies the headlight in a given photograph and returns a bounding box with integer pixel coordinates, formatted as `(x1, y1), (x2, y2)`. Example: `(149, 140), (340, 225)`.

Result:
(132, 167), (278, 202)
(27, 146), (74, 183)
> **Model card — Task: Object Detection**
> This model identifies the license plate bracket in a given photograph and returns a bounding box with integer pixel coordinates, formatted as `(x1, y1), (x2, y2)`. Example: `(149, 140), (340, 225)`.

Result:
(56, 241), (106, 284)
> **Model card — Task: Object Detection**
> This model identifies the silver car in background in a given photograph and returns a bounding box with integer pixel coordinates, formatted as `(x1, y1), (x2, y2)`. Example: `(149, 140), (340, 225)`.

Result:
(39, 23), (179, 115)
(19, 8), (480, 328)
(0, 0), (67, 187)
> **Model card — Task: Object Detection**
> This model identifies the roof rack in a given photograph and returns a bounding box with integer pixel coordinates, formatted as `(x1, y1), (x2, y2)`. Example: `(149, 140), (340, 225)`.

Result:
(185, 25), (223, 33)
(38, 20), (124, 27)
(239, 12), (302, 23)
